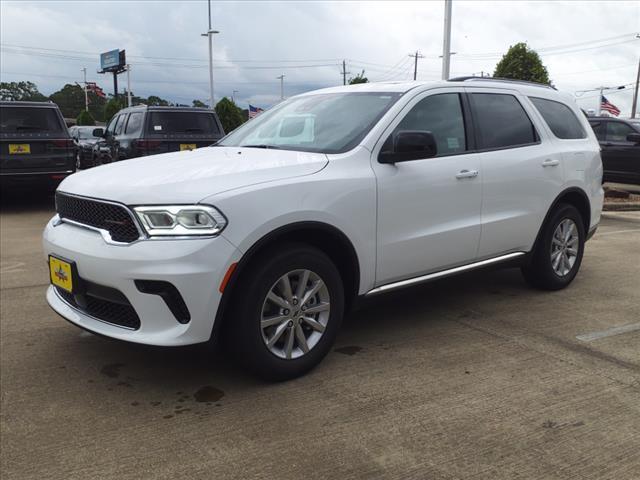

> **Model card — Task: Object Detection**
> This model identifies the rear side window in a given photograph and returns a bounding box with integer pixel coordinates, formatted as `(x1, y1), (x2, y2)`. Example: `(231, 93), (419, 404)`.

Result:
(470, 93), (538, 150)
(0, 107), (64, 134)
(529, 97), (586, 139)
(392, 93), (467, 156)
(590, 121), (606, 141)
(606, 122), (635, 142)
(146, 112), (220, 135)
(125, 112), (143, 134)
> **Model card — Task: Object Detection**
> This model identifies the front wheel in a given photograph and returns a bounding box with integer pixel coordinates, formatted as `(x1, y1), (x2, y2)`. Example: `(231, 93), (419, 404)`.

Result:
(227, 243), (344, 381)
(521, 204), (585, 290)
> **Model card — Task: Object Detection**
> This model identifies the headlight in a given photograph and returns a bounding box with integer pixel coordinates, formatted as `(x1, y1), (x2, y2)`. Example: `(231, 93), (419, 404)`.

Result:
(133, 205), (227, 237)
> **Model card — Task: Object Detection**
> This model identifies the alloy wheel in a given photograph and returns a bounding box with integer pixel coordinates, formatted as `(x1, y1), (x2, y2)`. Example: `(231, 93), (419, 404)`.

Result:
(260, 269), (331, 360)
(550, 218), (579, 277)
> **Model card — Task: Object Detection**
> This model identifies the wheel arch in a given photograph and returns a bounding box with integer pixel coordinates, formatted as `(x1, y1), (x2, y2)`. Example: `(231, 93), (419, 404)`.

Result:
(211, 221), (361, 341)
(533, 186), (591, 251)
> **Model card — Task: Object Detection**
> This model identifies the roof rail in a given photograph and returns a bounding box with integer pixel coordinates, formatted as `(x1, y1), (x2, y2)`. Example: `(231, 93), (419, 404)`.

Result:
(448, 76), (555, 90)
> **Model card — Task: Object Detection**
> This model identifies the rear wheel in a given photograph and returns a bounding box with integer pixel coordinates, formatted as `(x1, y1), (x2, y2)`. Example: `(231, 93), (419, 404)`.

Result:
(227, 243), (344, 381)
(521, 204), (585, 290)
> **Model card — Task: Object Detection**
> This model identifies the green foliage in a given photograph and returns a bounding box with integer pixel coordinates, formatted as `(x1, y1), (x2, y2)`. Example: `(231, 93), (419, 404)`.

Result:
(192, 99), (208, 108)
(48, 84), (106, 121)
(215, 97), (245, 133)
(493, 43), (551, 85)
(348, 70), (369, 85)
(104, 97), (124, 124)
(146, 95), (170, 106)
(0, 81), (47, 101)
(76, 110), (95, 126)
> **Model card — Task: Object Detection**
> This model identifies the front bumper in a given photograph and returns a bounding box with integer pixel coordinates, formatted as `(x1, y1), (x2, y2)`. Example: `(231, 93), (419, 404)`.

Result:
(43, 216), (241, 346)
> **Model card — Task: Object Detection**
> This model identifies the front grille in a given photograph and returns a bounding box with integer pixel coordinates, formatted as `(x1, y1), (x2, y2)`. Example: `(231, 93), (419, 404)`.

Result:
(56, 286), (141, 330)
(55, 192), (140, 243)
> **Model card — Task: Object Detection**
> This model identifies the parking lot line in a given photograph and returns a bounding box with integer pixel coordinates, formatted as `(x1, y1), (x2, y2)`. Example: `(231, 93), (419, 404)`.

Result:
(576, 322), (640, 342)
(595, 229), (640, 237)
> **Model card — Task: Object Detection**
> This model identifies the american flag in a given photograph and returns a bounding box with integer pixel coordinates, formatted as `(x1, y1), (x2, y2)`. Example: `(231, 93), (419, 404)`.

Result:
(248, 104), (264, 119)
(600, 96), (620, 117)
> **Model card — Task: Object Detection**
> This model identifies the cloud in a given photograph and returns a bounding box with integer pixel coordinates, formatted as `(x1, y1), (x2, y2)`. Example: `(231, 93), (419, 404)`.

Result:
(1, 0), (638, 114)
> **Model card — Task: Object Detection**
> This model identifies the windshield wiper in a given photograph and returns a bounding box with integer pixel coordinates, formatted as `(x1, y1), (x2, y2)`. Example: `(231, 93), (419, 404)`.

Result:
(242, 144), (281, 149)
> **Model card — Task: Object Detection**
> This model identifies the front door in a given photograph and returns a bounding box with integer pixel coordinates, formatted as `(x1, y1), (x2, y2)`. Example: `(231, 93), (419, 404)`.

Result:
(371, 89), (482, 286)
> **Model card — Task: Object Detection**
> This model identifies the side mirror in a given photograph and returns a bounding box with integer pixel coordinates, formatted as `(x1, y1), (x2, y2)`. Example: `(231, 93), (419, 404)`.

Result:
(626, 132), (640, 144)
(379, 130), (438, 164)
(92, 128), (105, 137)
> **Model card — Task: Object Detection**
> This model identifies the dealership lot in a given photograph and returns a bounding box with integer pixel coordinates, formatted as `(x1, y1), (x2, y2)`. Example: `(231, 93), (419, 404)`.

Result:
(1, 194), (639, 480)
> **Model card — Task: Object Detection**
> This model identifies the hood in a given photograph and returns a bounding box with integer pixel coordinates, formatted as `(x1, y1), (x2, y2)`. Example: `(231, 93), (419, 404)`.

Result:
(58, 146), (328, 204)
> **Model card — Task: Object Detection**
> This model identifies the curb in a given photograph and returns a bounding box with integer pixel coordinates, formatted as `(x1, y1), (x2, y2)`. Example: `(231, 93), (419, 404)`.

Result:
(603, 202), (640, 212)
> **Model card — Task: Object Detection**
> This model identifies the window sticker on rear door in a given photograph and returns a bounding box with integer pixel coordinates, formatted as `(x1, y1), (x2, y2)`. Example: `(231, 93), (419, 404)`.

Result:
(154, 125), (162, 131)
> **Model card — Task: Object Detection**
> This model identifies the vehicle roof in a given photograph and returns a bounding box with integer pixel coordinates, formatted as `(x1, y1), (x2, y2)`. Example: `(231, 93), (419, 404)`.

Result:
(0, 100), (60, 108)
(118, 105), (215, 113)
(300, 78), (571, 102)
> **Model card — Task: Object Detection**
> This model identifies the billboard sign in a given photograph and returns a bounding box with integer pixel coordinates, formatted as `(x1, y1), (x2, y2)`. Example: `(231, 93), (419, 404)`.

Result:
(100, 49), (123, 71)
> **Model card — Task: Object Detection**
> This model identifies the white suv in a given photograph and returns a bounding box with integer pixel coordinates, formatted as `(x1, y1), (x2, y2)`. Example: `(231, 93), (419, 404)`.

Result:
(44, 78), (603, 380)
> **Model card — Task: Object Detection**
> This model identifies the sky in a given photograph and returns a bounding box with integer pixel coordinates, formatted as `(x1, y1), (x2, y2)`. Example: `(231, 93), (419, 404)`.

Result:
(1, 0), (639, 115)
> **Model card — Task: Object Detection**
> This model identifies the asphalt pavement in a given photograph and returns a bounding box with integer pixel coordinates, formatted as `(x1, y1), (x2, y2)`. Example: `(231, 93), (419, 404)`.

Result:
(1, 192), (639, 480)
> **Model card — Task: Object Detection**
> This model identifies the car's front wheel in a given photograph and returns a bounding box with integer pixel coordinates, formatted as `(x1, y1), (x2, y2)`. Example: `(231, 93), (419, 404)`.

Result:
(227, 243), (344, 381)
(521, 203), (585, 290)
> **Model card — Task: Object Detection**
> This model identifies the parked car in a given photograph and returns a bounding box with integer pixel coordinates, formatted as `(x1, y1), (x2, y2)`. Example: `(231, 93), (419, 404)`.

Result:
(44, 78), (603, 380)
(92, 105), (225, 164)
(68, 125), (101, 170)
(1, 101), (75, 188)
(588, 117), (640, 185)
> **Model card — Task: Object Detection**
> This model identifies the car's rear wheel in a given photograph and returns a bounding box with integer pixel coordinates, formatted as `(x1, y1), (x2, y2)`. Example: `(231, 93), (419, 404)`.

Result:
(521, 203), (585, 290)
(227, 243), (344, 381)
(76, 152), (83, 170)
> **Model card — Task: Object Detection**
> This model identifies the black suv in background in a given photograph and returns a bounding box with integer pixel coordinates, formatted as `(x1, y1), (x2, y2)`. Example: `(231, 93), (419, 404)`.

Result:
(588, 117), (640, 185)
(69, 125), (101, 170)
(92, 105), (225, 164)
(0, 101), (75, 188)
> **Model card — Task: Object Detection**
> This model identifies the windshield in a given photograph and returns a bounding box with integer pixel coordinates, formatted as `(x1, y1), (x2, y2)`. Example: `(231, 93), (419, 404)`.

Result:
(218, 92), (402, 153)
(0, 107), (65, 134)
(146, 111), (220, 135)
(77, 127), (98, 139)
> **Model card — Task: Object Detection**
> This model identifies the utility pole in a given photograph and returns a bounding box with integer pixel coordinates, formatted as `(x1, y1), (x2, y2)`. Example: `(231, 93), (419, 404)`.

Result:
(81, 67), (88, 111)
(340, 60), (351, 85)
(232, 90), (239, 103)
(441, 0), (453, 80)
(126, 64), (132, 107)
(201, 0), (219, 109)
(409, 51), (424, 81)
(631, 57), (640, 119)
(277, 74), (285, 100)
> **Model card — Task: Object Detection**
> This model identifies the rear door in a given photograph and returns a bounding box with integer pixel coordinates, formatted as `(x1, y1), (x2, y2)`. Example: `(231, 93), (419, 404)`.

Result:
(603, 121), (640, 184)
(142, 110), (224, 155)
(0, 105), (74, 175)
(464, 88), (562, 258)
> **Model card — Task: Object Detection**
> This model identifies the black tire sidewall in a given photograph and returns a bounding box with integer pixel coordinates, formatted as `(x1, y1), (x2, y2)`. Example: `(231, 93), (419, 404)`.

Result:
(229, 244), (344, 381)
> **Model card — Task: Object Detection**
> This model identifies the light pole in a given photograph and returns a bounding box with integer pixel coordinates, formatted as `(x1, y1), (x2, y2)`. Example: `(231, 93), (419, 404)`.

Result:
(277, 74), (285, 100)
(81, 67), (88, 112)
(126, 64), (132, 107)
(441, 0), (453, 80)
(201, 29), (219, 109)
(232, 90), (239, 103)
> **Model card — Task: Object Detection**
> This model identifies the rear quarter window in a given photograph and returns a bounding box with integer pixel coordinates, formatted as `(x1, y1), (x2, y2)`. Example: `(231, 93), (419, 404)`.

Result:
(0, 107), (65, 135)
(146, 111), (220, 135)
(529, 97), (586, 139)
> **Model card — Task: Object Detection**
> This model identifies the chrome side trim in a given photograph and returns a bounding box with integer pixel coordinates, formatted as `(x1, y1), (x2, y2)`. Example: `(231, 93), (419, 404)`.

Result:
(0, 170), (74, 176)
(366, 252), (526, 296)
(53, 287), (137, 331)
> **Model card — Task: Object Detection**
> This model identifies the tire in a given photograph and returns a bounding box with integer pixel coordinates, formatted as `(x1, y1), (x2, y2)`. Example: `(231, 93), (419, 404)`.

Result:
(521, 203), (585, 290)
(76, 152), (84, 170)
(227, 243), (344, 381)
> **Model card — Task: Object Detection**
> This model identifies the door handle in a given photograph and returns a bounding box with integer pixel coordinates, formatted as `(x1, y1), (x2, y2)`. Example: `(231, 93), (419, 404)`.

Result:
(542, 159), (560, 167)
(455, 169), (479, 179)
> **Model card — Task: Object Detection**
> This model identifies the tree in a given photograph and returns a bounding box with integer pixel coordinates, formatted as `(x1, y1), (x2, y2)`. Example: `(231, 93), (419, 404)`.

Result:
(104, 97), (124, 123)
(76, 110), (95, 126)
(348, 70), (369, 85)
(493, 42), (551, 85)
(0, 81), (47, 101)
(146, 95), (170, 106)
(192, 99), (209, 108)
(49, 84), (86, 118)
(215, 97), (245, 133)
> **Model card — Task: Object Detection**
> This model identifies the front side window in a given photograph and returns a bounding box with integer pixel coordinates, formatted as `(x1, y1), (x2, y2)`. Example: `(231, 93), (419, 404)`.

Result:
(114, 114), (127, 135)
(390, 93), (467, 156)
(470, 93), (538, 150)
(218, 92), (402, 154)
(606, 122), (634, 142)
(529, 97), (586, 139)
(105, 115), (119, 136)
(590, 121), (606, 141)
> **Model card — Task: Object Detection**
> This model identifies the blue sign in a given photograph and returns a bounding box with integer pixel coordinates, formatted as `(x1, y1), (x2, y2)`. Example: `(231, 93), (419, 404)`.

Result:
(100, 50), (121, 71)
